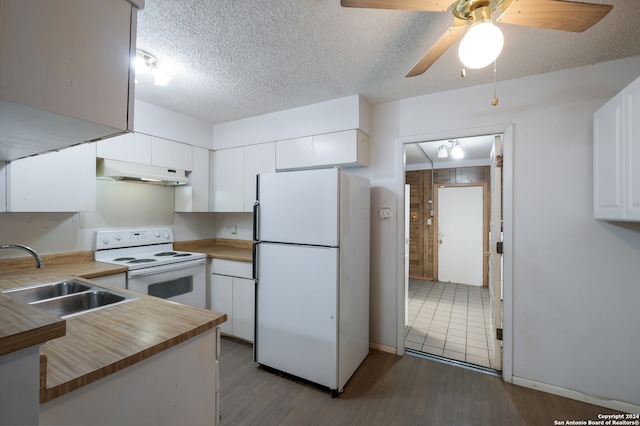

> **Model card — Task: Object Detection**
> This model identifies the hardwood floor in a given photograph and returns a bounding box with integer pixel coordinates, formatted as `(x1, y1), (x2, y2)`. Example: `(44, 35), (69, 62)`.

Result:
(219, 337), (616, 425)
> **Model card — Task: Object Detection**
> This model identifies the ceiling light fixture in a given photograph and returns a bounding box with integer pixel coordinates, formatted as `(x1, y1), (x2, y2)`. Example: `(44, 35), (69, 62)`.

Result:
(134, 49), (171, 86)
(437, 140), (464, 160)
(458, 18), (504, 69)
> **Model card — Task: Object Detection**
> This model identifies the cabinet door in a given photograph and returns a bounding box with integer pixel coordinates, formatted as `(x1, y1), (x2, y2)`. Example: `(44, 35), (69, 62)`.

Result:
(232, 277), (255, 342)
(624, 78), (640, 220)
(243, 143), (275, 212)
(211, 148), (244, 212)
(97, 132), (152, 164)
(7, 143), (96, 212)
(151, 137), (192, 171)
(210, 274), (233, 335)
(593, 92), (624, 220)
(0, 0), (136, 160)
(275, 136), (313, 170)
(176, 146), (210, 212)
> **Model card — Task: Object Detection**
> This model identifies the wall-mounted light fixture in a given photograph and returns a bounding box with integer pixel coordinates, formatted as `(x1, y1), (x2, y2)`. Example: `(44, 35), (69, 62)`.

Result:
(134, 49), (171, 86)
(437, 140), (464, 159)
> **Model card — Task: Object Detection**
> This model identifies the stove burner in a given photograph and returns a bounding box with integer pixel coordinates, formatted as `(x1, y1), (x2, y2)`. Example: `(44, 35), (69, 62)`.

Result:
(173, 253), (192, 257)
(154, 252), (177, 256)
(127, 259), (157, 264)
(113, 257), (136, 261)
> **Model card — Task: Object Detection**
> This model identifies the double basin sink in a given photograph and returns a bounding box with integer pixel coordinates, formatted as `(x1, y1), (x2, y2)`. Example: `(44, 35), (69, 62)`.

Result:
(2, 279), (138, 318)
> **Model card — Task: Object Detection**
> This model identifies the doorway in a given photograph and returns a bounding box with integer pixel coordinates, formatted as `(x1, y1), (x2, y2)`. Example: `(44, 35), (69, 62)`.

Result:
(403, 134), (503, 373)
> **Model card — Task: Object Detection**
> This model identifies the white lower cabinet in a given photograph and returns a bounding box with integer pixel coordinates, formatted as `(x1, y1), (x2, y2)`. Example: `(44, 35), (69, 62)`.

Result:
(40, 328), (219, 426)
(209, 259), (255, 343)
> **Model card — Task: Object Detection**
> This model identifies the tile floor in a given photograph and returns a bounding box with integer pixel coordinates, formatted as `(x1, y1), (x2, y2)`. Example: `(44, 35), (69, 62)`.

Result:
(405, 279), (496, 370)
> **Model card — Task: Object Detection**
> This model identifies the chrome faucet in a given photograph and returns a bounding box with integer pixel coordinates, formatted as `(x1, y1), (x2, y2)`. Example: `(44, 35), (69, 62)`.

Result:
(0, 244), (45, 268)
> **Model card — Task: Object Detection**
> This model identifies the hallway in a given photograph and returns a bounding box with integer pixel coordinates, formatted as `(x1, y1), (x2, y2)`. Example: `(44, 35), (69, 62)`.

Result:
(405, 279), (496, 370)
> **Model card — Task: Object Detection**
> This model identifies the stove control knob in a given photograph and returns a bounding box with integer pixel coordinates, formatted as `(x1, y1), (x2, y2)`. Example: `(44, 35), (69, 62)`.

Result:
(114, 233), (122, 241)
(154, 232), (161, 239)
(164, 233), (170, 240)
(101, 236), (110, 245)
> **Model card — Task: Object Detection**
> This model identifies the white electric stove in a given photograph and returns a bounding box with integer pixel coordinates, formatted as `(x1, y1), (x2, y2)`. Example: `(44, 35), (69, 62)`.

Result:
(94, 227), (206, 308)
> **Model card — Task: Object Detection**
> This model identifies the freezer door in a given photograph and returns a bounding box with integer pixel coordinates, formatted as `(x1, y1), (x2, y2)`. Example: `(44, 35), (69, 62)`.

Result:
(257, 168), (339, 246)
(255, 243), (338, 390)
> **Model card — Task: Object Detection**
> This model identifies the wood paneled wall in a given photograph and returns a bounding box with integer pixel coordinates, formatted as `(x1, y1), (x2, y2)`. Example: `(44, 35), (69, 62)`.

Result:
(406, 166), (490, 281)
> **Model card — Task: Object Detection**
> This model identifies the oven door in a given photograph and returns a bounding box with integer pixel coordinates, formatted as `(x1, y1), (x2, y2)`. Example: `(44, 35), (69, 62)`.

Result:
(127, 258), (206, 308)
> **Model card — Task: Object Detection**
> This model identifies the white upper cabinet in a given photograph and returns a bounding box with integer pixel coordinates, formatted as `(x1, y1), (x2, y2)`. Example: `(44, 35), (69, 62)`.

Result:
(0, 0), (141, 161)
(211, 143), (275, 212)
(594, 76), (640, 221)
(151, 137), (193, 171)
(176, 146), (210, 212)
(97, 133), (152, 164)
(275, 136), (314, 170)
(97, 133), (192, 170)
(275, 129), (369, 171)
(7, 143), (97, 212)
(211, 148), (244, 212)
(243, 143), (276, 211)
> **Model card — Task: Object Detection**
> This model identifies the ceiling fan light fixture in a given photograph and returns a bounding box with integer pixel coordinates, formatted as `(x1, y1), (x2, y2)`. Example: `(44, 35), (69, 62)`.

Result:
(458, 19), (504, 69)
(437, 145), (449, 158)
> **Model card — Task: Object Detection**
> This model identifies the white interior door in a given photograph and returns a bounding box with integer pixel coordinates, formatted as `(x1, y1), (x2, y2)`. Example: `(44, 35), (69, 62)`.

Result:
(436, 185), (483, 286)
(489, 135), (504, 371)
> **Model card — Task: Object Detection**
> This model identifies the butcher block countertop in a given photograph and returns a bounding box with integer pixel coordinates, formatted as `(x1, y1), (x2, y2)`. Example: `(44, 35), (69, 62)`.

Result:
(174, 238), (252, 262)
(0, 251), (227, 403)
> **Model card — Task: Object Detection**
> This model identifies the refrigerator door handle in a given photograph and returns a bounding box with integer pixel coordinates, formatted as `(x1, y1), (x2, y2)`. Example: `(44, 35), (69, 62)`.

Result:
(253, 201), (259, 242)
(252, 240), (259, 282)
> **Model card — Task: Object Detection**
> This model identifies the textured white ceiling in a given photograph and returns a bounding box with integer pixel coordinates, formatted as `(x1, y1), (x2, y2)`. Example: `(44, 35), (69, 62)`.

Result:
(135, 0), (640, 125)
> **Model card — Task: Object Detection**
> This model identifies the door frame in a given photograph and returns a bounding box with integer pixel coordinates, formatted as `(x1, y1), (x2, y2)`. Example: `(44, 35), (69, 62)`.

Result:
(397, 124), (514, 383)
(434, 182), (489, 286)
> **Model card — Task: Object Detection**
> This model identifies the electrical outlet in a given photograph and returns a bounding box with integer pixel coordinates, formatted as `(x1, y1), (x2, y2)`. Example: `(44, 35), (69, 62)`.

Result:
(379, 206), (392, 221)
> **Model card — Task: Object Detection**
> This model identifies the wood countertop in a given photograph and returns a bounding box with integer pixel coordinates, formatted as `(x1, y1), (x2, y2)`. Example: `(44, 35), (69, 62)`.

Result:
(0, 294), (66, 357)
(0, 252), (226, 403)
(174, 238), (253, 262)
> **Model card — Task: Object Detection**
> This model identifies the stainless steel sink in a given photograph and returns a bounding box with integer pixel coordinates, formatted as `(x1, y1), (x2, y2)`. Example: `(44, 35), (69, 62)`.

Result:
(2, 280), (91, 303)
(2, 279), (138, 318)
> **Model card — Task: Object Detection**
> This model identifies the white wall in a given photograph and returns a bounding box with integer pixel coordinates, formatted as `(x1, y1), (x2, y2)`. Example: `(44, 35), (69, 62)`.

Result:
(361, 56), (640, 409)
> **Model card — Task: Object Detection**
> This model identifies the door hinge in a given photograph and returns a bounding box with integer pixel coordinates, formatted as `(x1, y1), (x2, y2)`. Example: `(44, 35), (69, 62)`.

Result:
(496, 242), (503, 254)
(496, 328), (503, 341)
(496, 154), (503, 168)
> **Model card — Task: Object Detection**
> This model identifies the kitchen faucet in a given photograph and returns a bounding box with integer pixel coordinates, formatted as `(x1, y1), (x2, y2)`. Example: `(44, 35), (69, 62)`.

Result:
(0, 244), (45, 268)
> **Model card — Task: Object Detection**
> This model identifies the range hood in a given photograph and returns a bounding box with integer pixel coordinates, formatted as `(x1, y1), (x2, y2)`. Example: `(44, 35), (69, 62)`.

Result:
(97, 158), (189, 185)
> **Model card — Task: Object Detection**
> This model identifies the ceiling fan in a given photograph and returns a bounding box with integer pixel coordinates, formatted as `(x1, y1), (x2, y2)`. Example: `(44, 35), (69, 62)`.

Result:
(340, 0), (613, 77)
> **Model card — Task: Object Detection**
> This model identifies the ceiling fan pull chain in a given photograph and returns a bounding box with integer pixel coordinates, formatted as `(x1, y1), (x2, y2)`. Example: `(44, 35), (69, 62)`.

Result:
(492, 60), (499, 106)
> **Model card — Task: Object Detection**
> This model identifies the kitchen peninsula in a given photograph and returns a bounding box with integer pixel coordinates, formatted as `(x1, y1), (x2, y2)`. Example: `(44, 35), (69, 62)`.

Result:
(0, 257), (226, 425)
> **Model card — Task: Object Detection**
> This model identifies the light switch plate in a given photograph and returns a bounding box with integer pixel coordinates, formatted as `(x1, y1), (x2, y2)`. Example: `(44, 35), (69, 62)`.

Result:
(379, 206), (392, 221)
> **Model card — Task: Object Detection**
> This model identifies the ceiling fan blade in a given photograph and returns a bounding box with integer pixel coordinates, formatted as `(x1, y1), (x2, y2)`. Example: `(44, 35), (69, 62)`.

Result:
(497, 0), (613, 33)
(340, 0), (452, 12)
(405, 22), (466, 77)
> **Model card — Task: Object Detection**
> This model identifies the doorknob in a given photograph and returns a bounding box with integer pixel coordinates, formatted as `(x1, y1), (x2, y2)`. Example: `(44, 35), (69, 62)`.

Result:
(439, 239), (443, 244)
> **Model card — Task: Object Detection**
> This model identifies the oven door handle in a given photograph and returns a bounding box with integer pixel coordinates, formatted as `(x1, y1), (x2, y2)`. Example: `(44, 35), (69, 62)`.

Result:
(128, 258), (206, 278)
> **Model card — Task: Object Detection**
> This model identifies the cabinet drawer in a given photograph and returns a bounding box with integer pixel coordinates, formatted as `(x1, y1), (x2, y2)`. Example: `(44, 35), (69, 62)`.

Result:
(211, 259), (253, 279)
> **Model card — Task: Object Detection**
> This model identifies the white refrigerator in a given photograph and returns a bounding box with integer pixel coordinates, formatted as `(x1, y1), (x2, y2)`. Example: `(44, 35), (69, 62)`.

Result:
(253, 167), (370, 394)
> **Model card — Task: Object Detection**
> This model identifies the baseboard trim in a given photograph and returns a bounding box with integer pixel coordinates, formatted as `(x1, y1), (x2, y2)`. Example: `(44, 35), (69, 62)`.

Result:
(369, 342), (397, 355)
(512, 376), (640, 413)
